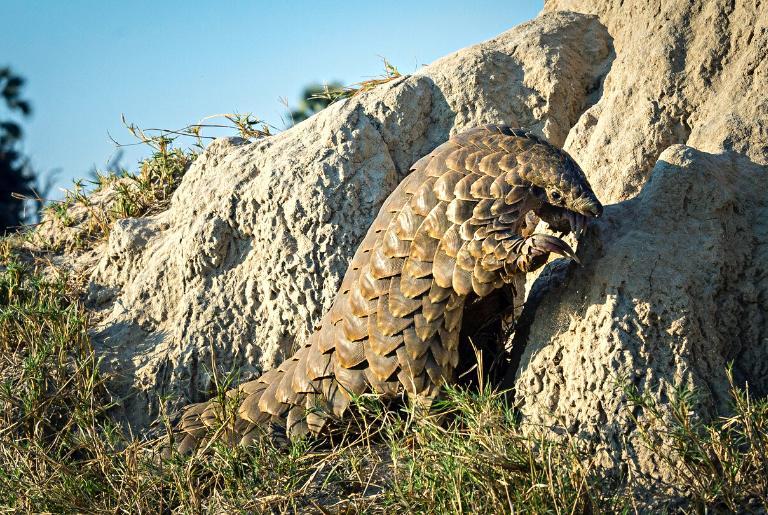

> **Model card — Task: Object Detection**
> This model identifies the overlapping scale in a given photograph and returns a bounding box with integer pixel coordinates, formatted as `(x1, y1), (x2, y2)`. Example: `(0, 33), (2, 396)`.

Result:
(170, 124), (593, 455)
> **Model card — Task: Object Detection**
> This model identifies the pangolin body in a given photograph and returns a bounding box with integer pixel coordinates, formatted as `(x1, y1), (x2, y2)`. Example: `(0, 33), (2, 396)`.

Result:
(173, 125), (603, 453)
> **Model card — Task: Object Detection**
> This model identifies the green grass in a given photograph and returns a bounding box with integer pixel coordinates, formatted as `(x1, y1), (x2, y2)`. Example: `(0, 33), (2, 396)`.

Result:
(32, 145), (197, 252)
(625, 373), (768, 511)
(32, 112), (271, 253)
(0, 254), (765, 512)
(308, 58), (402, 105)
(383, 386), (605, 513)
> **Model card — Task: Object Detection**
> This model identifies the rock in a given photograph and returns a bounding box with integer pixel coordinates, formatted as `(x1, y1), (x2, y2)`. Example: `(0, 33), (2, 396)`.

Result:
(544, 0), (768, 203)
(514, 146), (768, 480)
(509, 0), (768, 483)
(84, 12), (613, 430)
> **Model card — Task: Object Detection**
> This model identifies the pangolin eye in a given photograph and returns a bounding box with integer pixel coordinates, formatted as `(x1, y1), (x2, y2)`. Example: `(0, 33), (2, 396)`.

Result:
(550, 191), (562, 201)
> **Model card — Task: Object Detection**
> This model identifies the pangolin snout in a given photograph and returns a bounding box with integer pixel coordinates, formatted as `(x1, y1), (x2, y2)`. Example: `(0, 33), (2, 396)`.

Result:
(573, 196), (603, 218)
(584, 201), (603, 218)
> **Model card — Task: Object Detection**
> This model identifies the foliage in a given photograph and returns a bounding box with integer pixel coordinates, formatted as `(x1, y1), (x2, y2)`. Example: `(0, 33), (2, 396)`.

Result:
(33, 146), (196, 252)
(33, 113), (271, 252)
(288, 81), (345, 124)
(0, 250), (113, 511)
(0, 68), (35, 232)
(383, 386), (604, 513)
(288, 58), (402, 125)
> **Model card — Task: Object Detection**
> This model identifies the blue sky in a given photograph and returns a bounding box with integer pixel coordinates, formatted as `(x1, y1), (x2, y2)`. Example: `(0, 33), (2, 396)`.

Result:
(2, 1), (542, 197)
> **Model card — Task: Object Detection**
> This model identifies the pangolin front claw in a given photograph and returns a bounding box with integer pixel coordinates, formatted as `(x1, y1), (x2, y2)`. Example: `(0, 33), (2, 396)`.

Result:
(528, 233), (580, 264)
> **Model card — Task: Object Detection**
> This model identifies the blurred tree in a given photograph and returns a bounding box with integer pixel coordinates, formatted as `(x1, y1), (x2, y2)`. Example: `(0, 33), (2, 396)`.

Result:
(288, 81), (344, 125)
(0, 67), (35, 231)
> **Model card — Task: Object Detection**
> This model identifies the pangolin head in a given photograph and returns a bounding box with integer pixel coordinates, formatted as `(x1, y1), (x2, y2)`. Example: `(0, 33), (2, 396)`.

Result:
(514, 142), (603, 235)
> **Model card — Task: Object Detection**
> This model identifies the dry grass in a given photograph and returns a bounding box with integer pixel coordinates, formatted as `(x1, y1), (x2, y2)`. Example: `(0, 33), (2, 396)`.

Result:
(29, 113), (271, 253)
(0, 252), (765, 513)
(383, 386), (606, 513)
(29, 144), (196, 254)
(309, 58), (403, 104)
(624, 373), (768, 511)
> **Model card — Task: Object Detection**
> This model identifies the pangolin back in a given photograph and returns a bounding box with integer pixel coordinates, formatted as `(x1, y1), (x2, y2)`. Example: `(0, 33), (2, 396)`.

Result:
(172, 125), (599, 453)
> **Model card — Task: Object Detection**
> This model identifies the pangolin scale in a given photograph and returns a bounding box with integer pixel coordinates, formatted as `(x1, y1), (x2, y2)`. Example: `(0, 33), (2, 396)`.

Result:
(172, 125), (603, 453)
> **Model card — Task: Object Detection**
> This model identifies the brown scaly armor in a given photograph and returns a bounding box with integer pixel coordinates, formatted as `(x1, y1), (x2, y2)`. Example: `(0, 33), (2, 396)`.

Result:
(171, 125), (603, 453)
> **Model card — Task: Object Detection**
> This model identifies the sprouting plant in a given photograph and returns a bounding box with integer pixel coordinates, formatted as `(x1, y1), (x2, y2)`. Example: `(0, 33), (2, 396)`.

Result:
(622, 368), (768, 511)
(310, 58), (403, 104)
(117, 112), (274, 153)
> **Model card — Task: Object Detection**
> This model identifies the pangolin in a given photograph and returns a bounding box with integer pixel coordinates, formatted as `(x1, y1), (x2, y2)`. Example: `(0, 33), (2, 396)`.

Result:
(171, 124), (603, 453)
